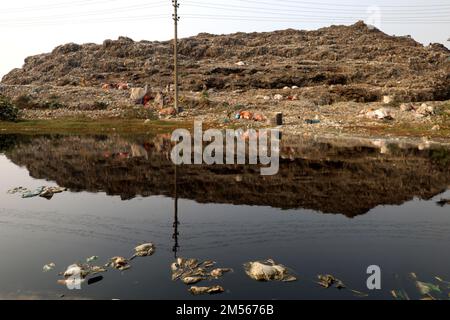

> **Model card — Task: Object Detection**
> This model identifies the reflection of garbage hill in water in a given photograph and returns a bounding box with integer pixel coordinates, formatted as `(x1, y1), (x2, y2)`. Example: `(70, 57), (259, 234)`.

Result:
(4, 134), (450, 217)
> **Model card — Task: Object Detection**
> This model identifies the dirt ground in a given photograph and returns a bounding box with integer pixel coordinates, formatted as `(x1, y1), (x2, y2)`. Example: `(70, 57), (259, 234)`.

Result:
(1, 83), (449, 141)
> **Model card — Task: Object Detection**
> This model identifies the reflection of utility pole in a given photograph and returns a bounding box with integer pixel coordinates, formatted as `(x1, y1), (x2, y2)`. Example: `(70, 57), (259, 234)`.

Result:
(172, 0), (180, 113)
(172, 164), (180, 258)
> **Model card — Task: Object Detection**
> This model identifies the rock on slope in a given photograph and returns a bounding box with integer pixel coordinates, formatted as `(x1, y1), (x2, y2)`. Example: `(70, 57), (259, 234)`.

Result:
(2, 21), (450, 102)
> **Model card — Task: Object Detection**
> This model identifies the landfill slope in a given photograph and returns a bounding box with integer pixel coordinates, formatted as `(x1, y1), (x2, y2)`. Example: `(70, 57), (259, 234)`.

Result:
(2, 21), (450, 103)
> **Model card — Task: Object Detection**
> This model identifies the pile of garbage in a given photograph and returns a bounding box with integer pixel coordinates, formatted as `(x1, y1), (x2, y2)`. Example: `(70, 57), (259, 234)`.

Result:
(365, 108), (394, 121)
(4, 21), (449, 104)
(101, 82), (129, 91)
(400, 103), (436, 118)
(7, 186), (67, 200)
(171, 258), (232, 295)
(365, 103), (438, 122)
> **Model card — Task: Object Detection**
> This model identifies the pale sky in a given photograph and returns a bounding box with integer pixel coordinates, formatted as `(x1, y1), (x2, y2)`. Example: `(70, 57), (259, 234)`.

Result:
(1, 0), (449, 78)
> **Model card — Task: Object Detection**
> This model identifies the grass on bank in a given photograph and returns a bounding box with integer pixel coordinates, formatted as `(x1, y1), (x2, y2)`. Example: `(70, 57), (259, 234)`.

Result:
(0, 118), (192, 135)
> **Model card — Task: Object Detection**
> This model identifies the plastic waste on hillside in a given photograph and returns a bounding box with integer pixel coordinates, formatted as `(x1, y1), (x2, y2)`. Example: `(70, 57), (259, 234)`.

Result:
(317, 274), (345, 289)
(273, 94), (283, 100)
(244, 259), (296, 282)
(130, 86), (147, 103)
(391, 289), (410, 300)
(240, 111), (253, 120)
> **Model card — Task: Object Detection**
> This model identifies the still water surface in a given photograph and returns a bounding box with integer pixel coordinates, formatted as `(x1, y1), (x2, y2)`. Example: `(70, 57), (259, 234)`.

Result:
(0, 134), (449, 300)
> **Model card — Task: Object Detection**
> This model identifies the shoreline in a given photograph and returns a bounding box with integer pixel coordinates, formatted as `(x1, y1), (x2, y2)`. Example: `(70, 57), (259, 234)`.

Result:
(2, 118), (450, 151)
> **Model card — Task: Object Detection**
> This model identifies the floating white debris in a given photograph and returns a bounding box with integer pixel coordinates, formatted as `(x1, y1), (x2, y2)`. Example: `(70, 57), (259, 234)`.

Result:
(182, 277), (203, 285)
(43, 263), (56, 272)
(244, 259), (296, 282)
(109, 257), (131, 271)
(133, 243), (156, 258)
(189, 285), (224, 295)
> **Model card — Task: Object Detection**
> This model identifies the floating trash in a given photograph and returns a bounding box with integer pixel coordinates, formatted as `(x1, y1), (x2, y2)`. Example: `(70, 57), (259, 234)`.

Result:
(317, 274), (368, 297)
(43, 263), (56, 272)
(244, 259), (296, 282)
(7, 187), (28, 194)
(39, 187), (67, 200)
(63, 264), (89, 278)
(132, 243), (155, 258)
(189, 286), (224, 295)
(87, 276), (104, 286)
(7, 186), (67, 200)
(86, 256), (99, 263)
(437, 199), (450, 207)
(89, 266), (107, 275)
(108, 257), (131, 271)
(391, 289), (410, 300)
(181, 277), (204, 285)
(210, 268), (232, 279)
(434, 276), (450, 287)
(317, 274), (344, 289)
(22, 187), (45, 199)
(201, 260), (216, 269)
(58, 262), (105, 287)
(421, 295), (437, 300)
(416, 281), (441, 296)
(407, 272), (449, 299)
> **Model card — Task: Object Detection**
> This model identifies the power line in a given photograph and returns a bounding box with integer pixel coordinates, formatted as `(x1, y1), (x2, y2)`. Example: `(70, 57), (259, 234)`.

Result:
(0, 15), (168, 28)
(186, 0), (450, 14)
(183, 1), (450, 19)
(1, 1), (449, 28)
(181, 15), (450, 24)
(253, 0), (450, 9)
(0, 1), (167, 23)
(2, 0), (119, 13)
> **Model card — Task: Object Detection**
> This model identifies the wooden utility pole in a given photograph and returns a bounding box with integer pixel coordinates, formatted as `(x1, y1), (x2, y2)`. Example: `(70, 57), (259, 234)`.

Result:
(172, 0), (180, 113)
(172, 164), (180, 258)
